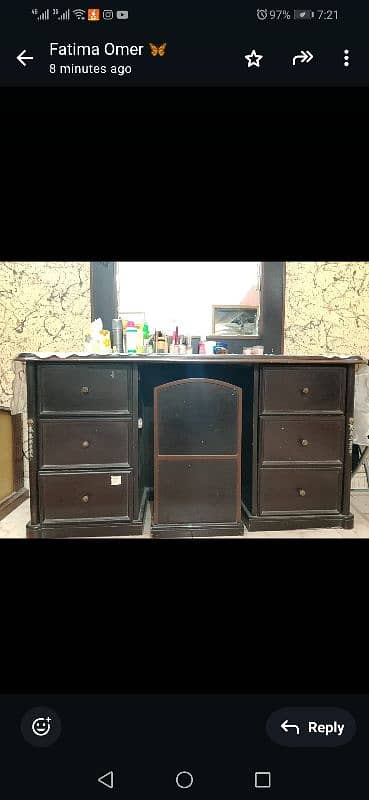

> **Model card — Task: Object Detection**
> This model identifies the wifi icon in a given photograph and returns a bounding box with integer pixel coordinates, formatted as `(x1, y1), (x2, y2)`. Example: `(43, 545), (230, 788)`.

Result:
(73, 8), (85, 18)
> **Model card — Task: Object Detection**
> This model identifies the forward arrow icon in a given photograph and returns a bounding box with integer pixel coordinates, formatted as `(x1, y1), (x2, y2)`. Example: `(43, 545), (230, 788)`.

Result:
(292, 50), (314, 65)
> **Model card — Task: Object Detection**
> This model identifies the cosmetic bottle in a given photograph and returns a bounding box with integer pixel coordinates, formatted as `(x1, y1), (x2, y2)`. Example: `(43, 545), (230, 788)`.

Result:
(156, 331), (166, 353)
(126, 321), (137, 353)
(136, 323), (144, 354)
(111, 319), (124, 353)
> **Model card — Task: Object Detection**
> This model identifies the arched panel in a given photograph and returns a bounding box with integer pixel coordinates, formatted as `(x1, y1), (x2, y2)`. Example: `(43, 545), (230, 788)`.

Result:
(155, 378), (241, 456)
(153, 378), (242, 529)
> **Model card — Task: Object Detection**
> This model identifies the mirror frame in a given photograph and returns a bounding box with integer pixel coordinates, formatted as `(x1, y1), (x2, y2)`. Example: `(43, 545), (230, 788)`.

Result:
(90, 261), (286, 354)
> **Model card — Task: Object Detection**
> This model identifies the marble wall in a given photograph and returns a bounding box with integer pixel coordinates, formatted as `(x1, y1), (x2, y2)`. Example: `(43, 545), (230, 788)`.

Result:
(0, 262), (91, 406)
(284, 262), (369, 356)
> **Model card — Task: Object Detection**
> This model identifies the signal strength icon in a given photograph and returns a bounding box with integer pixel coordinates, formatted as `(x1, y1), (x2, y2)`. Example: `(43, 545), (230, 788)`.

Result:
(32, 8), (50, 19)
(73, 8), (86, 18)
(58, 8), (70, 18)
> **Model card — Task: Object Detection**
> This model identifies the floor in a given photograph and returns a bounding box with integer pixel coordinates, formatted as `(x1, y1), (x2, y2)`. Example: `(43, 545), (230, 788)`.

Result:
(1, 494), (369, 537)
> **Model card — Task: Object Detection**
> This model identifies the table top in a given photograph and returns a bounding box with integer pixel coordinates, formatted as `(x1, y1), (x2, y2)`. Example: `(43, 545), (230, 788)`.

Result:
(15, 352), (367, 366)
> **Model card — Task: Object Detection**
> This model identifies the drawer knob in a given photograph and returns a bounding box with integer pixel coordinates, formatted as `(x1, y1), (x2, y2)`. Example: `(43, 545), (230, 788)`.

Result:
(82, 440), (90, 448)
(81, 386), (90, 395)
(301, 386), (310, 395)
(298, 488), (306, 497)
(301, 439), (309, 447)
(81, 494), (89, 503)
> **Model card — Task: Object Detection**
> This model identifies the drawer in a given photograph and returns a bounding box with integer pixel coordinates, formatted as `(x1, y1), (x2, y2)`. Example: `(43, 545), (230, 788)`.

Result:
(261, 367), (346, 413)
(155, 458), (240, 524)
(259, 468), (342, 514)
(39, 471), (132, 522)
(39, 364), (132, 414)
(259, 416), (345, 465)
(39, 418), (131, 468)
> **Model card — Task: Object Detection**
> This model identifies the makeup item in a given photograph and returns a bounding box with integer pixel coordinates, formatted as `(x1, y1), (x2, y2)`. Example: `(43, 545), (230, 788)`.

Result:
(126, 322), (137, 353)
(191, 336), (201, 355)
(156, 331), (167, 353)
(99, 330), (112, 353)
(214, 342), (229, 354)
(243, 346), (264, 355)
(136, 323), (144, 354)
(111, 319), (124, 353)
(198, 341), (206, 354)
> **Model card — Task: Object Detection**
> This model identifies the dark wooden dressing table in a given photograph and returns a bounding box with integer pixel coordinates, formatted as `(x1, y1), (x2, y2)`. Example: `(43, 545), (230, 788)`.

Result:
(16, 353), (365, 538)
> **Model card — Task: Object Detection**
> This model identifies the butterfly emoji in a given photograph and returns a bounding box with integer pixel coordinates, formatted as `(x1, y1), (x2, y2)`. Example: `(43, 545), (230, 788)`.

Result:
(148, 42), (167, 56)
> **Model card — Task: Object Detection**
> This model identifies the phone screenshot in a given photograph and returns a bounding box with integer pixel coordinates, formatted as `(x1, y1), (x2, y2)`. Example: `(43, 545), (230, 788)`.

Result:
(0, 694), (366, 798)
(0, 261), (368, 541)
(0, 2), (366, 87)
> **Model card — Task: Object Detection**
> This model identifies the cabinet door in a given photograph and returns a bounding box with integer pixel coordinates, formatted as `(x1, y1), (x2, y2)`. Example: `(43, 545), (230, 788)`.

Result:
(155, 459), (240, 524)
(155, 378), (241, 455)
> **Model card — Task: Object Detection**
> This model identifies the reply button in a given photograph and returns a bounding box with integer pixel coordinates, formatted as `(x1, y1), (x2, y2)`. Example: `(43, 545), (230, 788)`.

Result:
(266, 707), (356, 747)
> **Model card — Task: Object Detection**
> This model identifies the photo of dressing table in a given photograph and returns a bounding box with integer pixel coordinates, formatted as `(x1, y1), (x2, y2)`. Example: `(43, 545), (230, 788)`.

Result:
(16, 351), (364, 537)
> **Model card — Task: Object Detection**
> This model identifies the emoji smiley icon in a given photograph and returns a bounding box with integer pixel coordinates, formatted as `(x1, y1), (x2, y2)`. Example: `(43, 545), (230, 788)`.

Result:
(31, 716), (52, 737)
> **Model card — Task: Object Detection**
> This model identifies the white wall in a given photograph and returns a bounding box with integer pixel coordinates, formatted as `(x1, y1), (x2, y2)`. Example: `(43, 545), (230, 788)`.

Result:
(117, 262), (260, 340)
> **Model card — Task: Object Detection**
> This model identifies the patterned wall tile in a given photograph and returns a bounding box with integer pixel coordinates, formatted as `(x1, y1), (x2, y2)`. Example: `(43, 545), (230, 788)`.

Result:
(284, 262), (369, 356)
(0, 262), (91, 406)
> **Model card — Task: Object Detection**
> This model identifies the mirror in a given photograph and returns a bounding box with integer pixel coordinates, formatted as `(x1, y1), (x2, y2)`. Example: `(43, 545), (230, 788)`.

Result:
(117, 262), (262, 342)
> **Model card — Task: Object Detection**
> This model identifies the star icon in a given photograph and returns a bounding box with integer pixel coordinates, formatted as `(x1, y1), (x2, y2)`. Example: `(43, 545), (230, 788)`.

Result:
(244, 49), (263, 67)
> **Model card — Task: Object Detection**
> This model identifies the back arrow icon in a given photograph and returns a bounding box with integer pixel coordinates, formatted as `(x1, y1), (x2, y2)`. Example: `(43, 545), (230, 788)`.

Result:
(281, 719), (300, 734)
(17, 50), (34, 67)
(292, 49), (313, 65)
(98, 771), (114, 789)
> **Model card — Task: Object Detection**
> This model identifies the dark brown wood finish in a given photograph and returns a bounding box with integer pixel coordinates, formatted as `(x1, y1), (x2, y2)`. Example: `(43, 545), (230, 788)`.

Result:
(259, 416), (345, 464)
(39, 418), (132, 468)
(156, 459), (239, 524)
(251, 364), (259, 515)
(342, 364), (356, 516)
(261, 366), (346, 414)
(39, 363), (132, 415)
(17, 354), (364, 365)
(156, 378), (240, 455)
(27, 362), (40, 526)
(131, 364), (140, 519)
(153, 378), (242, 535)
(12, 413), (25, 492)
(259, 467), (343, 514)
(15, 353), (365, 537)
(39, 471), (132, 522)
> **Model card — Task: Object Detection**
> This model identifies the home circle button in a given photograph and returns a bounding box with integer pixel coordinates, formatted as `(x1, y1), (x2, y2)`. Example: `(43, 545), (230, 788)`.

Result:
(176, 771), (194, 789)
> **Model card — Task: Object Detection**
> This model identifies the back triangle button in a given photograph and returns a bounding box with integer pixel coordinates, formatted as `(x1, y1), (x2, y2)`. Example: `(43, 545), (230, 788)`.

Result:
(98, 771), (114, 789)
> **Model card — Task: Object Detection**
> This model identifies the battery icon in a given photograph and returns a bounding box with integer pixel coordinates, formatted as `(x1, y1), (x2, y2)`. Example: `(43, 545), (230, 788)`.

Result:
(294, 9), (313, 19)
